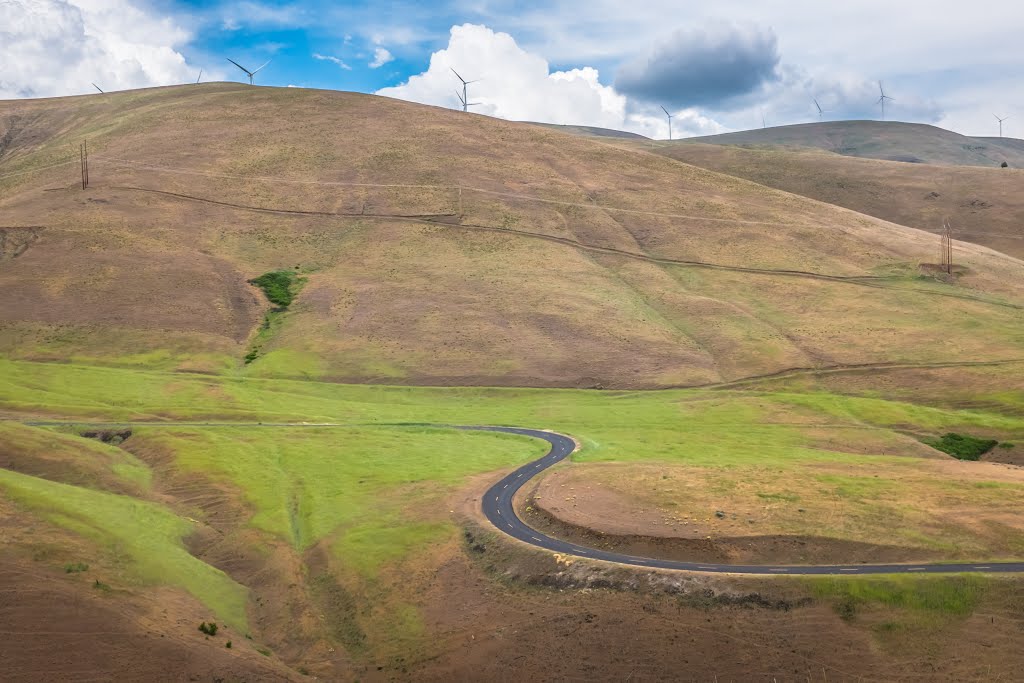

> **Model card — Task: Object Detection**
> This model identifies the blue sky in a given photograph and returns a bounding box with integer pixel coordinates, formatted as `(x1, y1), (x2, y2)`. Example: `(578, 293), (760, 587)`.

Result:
(2, 0), (1022, 138)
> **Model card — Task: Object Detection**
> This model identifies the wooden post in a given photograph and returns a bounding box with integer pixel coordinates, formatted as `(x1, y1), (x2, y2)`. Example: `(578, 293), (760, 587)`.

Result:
(79, 140), (90, 190)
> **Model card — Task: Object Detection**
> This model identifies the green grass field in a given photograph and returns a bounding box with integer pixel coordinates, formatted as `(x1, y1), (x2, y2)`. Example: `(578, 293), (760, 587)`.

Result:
(2, 357), (1024, 648)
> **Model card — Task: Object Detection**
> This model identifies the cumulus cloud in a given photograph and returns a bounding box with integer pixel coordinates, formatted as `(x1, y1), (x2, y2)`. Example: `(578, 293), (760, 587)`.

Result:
(0, 0), (197, 99)
(369, 47), (394, 69)
(376, 24), (724, 139)
(313, 52), (352, 70)
(615, 23), (781, 108)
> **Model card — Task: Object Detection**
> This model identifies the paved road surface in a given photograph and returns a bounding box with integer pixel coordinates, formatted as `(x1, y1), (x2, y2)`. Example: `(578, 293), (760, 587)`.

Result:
(474, 426), (1024, 575)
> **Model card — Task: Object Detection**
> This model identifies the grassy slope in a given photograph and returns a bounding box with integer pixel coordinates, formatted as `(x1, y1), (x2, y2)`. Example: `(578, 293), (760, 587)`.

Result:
(2, 85), (1024, 388)
(639, 141), (1024, 260)
(2, 360), (1024, 664)
(680, 120), (1024, 167)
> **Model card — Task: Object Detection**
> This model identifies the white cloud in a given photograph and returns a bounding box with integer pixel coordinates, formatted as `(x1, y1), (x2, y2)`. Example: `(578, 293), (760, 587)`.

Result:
(376, 24), (723, 139)
(0, 0), (198, 99)
(369, 47), (394, 69)
(313, 52), (352, 70)
(219, 1), (306, 31)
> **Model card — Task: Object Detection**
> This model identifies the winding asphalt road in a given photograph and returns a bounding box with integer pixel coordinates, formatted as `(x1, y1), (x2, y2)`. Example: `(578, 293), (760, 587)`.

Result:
(474, 426), (1024, 575)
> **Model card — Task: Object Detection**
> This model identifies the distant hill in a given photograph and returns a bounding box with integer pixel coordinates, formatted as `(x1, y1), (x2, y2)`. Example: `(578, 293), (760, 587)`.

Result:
(523, 121), (648, 139)
(643, 142), (1024, 260)
(680, 121), (1024, 168)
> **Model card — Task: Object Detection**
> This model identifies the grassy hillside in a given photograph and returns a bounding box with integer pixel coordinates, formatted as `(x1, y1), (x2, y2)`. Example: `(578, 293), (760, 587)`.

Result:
(643, 142), (1024, 260)
(680, 121), (1024, 167)
(3, 360), (1024, 678)
(2, 84), (1023, 388)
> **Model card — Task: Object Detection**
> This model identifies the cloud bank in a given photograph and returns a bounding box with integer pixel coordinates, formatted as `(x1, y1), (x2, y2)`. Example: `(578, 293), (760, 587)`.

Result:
(0, 0), (196, 99)
(376, 24), (722, 139)
(615, 23), (781, 108)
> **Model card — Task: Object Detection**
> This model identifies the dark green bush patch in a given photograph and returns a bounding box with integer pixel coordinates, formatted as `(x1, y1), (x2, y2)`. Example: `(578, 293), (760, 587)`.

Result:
(64, 562), (89, 573)
(198, 621), (219, 636)
(924, 433), (999, 461)
(248, 271), (305, 309)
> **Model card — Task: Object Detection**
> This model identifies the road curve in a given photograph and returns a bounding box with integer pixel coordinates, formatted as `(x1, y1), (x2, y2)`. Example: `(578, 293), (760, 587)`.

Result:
(473, 426), (1024, 575)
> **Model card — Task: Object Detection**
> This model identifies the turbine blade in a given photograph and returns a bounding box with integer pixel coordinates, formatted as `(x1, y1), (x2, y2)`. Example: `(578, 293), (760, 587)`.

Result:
(451, 67), (466, 84)
(252, 60), (272, 75)
(92, 83), (104, 93)
(227, 58), (252, 76)
(456, 90), (466, 105)
(661, 105), (670, 116)
(196, 69), (203, 84)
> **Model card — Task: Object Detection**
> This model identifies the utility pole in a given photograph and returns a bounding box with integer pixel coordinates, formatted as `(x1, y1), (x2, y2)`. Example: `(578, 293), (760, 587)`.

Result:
(79, 140), (89, 189)
(940, 219), (953, 274)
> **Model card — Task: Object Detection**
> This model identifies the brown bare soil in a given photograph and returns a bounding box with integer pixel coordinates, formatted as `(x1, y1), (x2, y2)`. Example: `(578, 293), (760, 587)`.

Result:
(0, 490), (298, 683)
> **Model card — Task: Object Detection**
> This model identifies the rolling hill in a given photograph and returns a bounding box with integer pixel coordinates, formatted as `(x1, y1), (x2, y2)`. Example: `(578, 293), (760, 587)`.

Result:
(4, 84), (1024, 682)
(641, 142), (1024, 260)
(679, 121), (1024, 167)
(2, 84), (1023, 389)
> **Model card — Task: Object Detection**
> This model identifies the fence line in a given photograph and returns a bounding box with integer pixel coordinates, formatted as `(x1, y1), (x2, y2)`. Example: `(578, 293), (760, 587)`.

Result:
(92, 155), (808, 228)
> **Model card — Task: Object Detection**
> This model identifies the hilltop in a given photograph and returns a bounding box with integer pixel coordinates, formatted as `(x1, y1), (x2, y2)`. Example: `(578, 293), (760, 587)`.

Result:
(2, 84), (1023, 388)
(679, 120), (1024, 167)
(522, 121), (648, 139)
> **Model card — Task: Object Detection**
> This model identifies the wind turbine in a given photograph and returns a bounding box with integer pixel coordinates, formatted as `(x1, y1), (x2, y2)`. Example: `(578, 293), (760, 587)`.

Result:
(661, 105), (674, 141)
(455, 89), (480, 113)
(994, 114), (1009, 137)
(227, 58), (271, 85)
(813, 98), (827, 119)
(451, 68), (480, 112)
(876, 81), (894, 120)
(92, 83), (104, 94)
(761, 109), (767, 129)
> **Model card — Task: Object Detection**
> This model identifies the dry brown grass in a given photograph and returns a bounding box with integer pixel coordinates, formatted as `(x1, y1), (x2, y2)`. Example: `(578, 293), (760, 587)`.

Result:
(2, 84), (1023, 388)
(645, 141), (1024, 260)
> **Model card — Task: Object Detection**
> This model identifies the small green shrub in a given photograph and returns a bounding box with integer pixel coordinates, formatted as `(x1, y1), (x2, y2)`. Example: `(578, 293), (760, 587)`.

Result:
(243, 349), (259, 365)
(65, 562), (89, 573)
(248, 271), (304, 308)
(257, 647), (271, 657)
(998, 442), (1015, 450)
(225, 641), (232, 649)
(924, 433), (999, 461)
(198, 621), (219, 636)
(92, 579), (110, 591)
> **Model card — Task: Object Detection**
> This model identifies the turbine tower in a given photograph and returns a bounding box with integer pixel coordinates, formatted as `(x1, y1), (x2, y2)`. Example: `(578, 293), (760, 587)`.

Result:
(876, 81), (894, 121)
(227, 58), (271, 85)
(994, 114), (1009, 138)
(455, 89), (480, 113)
(451, 68), (480, 112)
(661, 105), (674, 141)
